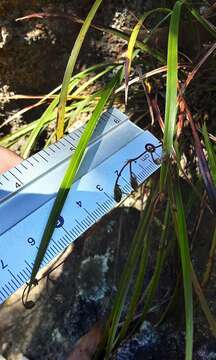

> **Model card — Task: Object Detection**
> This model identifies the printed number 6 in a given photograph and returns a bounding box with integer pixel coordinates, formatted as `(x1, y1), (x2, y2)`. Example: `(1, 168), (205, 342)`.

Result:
(27, 237), (35, 246)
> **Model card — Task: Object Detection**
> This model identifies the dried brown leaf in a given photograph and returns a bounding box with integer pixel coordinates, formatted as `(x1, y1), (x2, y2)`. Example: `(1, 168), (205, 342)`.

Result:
(67, 323), (102, 360)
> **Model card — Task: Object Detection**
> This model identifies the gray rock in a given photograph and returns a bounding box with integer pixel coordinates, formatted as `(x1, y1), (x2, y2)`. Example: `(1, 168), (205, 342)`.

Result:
(116, 321), (160, 360)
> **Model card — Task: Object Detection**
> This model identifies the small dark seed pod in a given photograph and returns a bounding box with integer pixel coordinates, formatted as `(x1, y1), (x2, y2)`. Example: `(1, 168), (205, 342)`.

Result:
(114, 184), (122, 202)
(130, 173), (139, 191)
(153, 157), (161, 165)
(24, 300), (35, 309)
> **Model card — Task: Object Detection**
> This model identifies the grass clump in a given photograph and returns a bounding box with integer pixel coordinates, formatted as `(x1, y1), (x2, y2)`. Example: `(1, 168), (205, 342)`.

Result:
(2, 1), (216, 359)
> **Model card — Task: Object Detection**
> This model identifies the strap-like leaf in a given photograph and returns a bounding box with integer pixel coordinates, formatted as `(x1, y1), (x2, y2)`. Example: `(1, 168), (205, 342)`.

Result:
(26, 73), (120, 300)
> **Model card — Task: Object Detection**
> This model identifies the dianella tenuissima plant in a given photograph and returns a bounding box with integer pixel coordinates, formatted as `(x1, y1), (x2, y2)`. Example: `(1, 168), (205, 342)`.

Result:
(2, 1), (216, 359)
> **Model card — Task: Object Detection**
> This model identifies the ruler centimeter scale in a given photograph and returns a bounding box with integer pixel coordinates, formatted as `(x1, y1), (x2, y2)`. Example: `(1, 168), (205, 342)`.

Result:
(0, 108), (162, 304)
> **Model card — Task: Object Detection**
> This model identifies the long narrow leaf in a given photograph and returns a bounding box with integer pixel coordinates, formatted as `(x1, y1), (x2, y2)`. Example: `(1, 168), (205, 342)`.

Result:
(202, 226), (216, 287)
(119, 203), (170, 343)
(138, 204), (170, 323)
(25, 73), (120, 302)
(169, 174), (193, 360)
(184, 102), (216, 213)
(21, 79), (79, 158)
(17, 12), (165, 63)
(104, 187), (157, 356)
(56, 0), (103, 139)
(191, 263), (216, 337)
(202, 123), (216, 185)
(160, 1), (182, 190)
(125, 8), (170, 104)
(117, 229), (150, 342)
(186, 4), (216, 38)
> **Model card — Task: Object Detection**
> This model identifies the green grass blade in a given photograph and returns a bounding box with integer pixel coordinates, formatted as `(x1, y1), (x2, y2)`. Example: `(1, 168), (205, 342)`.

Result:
(72, 65), (115, 97)
(191, 263), (216, 337)
(21, 79), (79, 158)
(202, 123), (216, 185)
(160, 1), (182, 190)
(118, 204), (170, 343)
(186, 3), (216, 38)
(0, 120), (43, 148)
(17, 11), (165, 63)
(138, 204), (170, 323)
(65, 15), (166, 63)
(21, 62), (113, 157)
(105, 188), (157, 356)
(169, 174), (193, 360)
(56, 0), (103, 139)
(163, 0), (182, 153)
(1, 88), (100, 149)
(125, 8), (170, 103)
(143, 11), (171, 45)
(86, 22), (165, 63)
(45, 92), (100, 146)
(117, 228), (150, 343)
(202, 226), (216, 288)
(25, 73), (120, 302)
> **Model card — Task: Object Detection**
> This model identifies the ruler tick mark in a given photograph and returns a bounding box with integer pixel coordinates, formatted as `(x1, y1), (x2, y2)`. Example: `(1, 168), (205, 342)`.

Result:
(7, 269), (21, 286)
(75, 220), (85, 232)
(103, 191), (115, 203)
(44, 252), (52, 262)
(54, 143), (61, 150)
(51, 243), (60, 254)
(49, 146), (56, 153)
(5, 279), (17, 292)
(61, 236), (69, 246)
(8, 170), (23, 185)
(82, 218), (91, 228)
(21, 163), (28, 170)
(69, 228), (80, 238)
(68, 134), (76, 141)
(26, 159), (34, 166)
(3, 287), (10, 296)
(43, 149), (50, 156)
(52, 240), (62, 252)
(14, 166), (22, 174)
(84, 209), (97, 223)
(59, 140), (66, 147)
(62, 231), (72, 243)
(23, 269), (30, 279)
(2, 174), (9, 181)
(63, 138), (73, 146)
(17, 272), (25, 283)
(1, 286), (10, 298)
(19, 272), (27, 282)
(47, 247), (56, 257)
(25, 267), (31, 276)
(25, 260), (32, 270)
(32, 156), (39, 163)
(9, 279), (17, 290)
(1, 287), (9, 297)
(0, 291), (4, 302)
(38, 153), (48, 162)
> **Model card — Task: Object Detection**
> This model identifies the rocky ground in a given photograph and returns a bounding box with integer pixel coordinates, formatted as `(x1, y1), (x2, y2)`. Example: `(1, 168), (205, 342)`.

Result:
(0, 203), (215, 360)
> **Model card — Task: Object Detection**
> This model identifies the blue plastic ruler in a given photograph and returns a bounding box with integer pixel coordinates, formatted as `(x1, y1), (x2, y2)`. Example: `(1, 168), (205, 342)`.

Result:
(0, 108), (162, 304)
